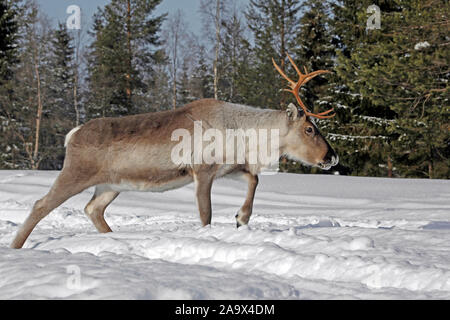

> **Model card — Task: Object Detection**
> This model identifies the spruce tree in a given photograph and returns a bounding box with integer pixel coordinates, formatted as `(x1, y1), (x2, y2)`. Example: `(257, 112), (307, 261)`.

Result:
(0, 0), (20, 168)
(48, 23), (75, 119)
(354, 0), (449, 178)
(283, 0), (337, 174)
(295, 0), (334, 111)
(178, 57), (194, 106)
(0, 0), (18, 81)
(332, 0), (449, 178)
(190, 45), (214, 100)
(327, 0), (398, 177)
(40, 23), (76, 169)
(218, 7), (249, 103)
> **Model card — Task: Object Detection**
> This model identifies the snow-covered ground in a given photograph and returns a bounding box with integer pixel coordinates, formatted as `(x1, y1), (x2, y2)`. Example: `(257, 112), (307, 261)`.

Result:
(0, 170), (449, 299)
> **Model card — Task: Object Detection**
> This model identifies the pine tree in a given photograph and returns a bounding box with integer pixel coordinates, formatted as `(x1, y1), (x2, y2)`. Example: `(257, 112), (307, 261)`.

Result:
(86, 0), (165, 118)
(243, 0), (301, 109)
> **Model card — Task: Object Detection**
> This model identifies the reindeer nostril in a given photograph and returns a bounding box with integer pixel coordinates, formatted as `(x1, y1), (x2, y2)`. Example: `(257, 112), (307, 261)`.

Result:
(321, 153), (339, 170)
(323, 149), (335, 163)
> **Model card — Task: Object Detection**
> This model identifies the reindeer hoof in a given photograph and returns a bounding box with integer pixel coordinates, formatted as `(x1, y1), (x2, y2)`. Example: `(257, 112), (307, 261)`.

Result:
(235, 214), (242, 228)
(235, 214), (248, 228)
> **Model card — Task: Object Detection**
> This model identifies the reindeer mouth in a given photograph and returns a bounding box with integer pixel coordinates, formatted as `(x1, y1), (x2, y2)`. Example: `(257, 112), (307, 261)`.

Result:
(318, 162), (333, 170)
(318, 155), (339, 170)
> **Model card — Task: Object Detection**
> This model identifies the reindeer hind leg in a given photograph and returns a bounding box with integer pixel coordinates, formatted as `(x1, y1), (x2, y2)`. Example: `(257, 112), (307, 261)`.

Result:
(84, 185), (119, 233)
(10, 168), (94, 249)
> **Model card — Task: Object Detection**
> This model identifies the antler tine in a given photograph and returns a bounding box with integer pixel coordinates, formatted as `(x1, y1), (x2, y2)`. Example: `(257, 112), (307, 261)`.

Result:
(316, 109), (335, 116)
(312, 108), (336, 120)
(273, 52), (336, 119)
(301, 69), (332, 87)
(271, 58), (295, 88)
(286, 53), (330, 86)
(286, 53), (303, 79)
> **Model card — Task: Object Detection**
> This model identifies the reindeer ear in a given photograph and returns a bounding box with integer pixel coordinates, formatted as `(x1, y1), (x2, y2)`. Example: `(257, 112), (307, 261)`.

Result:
(286, 103), (298, 120)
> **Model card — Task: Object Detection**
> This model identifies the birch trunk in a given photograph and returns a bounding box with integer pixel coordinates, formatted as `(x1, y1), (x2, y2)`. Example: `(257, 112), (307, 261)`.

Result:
(32, 45), (42, 170)
(172, 29), (178, 109)
(73, 30), (81, 126)
(213, 0), (221, 100)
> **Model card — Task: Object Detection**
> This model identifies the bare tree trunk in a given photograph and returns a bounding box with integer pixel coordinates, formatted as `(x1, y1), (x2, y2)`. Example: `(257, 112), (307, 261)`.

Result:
(280, 0), (286, 109)
(213, 0), (221, 100)
(32, 46), (42, 170)
(74, 72), (79, 126)
(428, 146), (434, 179)
(230, 13), (237, 101)
(172, 29), (178, 109)
(387, 155), (393, 178)
(280, 0), (287, 164)
(73, 30), (81, 126)
(230, 40), (235, 100)
(428, 162), (433, 179)
(126, 0), (132, 100)
(428, 154), (433, 179)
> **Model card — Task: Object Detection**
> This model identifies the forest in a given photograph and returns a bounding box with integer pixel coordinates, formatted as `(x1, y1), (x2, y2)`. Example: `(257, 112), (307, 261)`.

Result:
(0, 0), (448, 178)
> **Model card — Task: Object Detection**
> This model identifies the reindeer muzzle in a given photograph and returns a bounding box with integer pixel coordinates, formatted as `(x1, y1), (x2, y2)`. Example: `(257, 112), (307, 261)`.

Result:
(318, 149), (339, 170)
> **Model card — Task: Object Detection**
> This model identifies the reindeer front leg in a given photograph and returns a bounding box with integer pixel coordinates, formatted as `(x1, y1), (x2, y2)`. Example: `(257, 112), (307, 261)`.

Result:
(236, 172), (258, 228)
(193, 170), (215, 226)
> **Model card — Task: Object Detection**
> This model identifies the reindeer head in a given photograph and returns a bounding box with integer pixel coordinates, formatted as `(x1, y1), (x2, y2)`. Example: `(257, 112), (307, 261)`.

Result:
(273, 53), (339, 170)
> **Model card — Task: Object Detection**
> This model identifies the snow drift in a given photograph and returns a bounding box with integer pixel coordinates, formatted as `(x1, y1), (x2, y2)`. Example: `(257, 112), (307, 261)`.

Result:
(0, 170), (449, 299)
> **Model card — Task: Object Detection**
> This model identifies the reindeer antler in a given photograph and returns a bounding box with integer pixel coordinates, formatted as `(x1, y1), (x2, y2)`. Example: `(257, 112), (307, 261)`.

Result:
(272, 53), (335, 119)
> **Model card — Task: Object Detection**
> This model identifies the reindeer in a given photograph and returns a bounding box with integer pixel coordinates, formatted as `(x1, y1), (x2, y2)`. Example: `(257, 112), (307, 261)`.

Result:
(10, 54), (338, 249)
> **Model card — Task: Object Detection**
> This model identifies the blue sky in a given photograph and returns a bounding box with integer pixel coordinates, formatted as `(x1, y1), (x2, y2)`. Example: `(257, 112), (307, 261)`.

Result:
(37, 0), (208, 34)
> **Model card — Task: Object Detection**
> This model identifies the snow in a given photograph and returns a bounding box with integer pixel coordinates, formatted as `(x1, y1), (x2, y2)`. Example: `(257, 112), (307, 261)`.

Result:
(327, 133), (388, 141)
(0, 170), (449, 299)
(358, 115), (396, 126)
(414, 41), (430, 50)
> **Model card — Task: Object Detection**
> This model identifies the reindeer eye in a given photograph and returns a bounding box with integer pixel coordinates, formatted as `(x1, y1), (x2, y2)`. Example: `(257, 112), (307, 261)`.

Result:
(305, 127), (314, 135)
